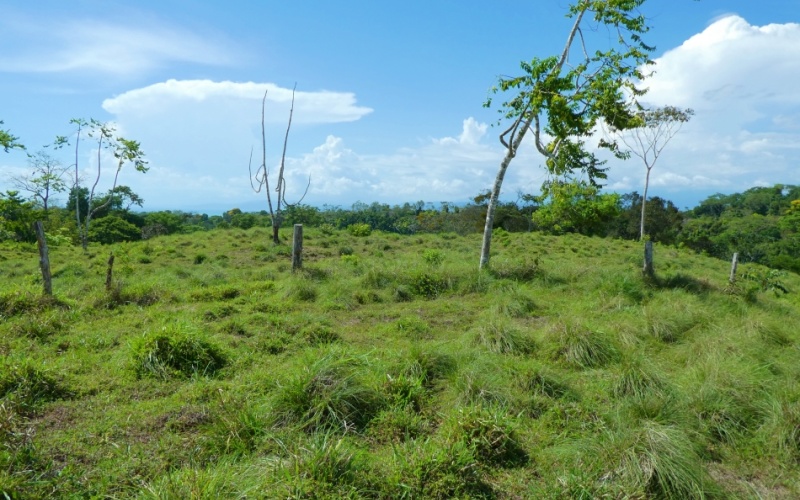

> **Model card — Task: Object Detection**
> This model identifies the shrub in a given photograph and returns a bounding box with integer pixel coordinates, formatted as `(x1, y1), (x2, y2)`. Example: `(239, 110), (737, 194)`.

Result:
(131, 325), (227, 380)
(422, 249), (444, 266)
(346, 223), (371, 237)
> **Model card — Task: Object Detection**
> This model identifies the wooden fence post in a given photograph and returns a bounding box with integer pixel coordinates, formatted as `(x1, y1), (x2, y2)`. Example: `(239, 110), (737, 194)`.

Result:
(106, 252), (115, 290)
(292, 224), (303, 272)
(729, 252), (738, 284)
(33, 221), (53, 296)
(643, 240), (654, 276)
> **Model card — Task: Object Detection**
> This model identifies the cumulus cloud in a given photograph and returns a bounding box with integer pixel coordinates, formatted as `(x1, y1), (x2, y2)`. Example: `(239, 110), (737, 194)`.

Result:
(605, 15), (800, 197)
(0, 13), (240, 76)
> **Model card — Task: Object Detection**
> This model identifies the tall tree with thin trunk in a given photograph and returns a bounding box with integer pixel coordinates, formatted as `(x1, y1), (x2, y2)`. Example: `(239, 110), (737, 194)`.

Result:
(56, 119), (147, 250)
(249, 84), (310, 244)
(479, 0), (656, 269)
(611, 105), (693, 240)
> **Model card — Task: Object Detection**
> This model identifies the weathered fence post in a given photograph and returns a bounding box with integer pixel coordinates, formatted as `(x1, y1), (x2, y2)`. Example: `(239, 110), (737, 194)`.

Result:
(729, 252), (738, 284)
(106, 252), (115, 290)
(291, 224), (303, 272)
(33, 221), (53, 296)
(643, 240), (654, 276)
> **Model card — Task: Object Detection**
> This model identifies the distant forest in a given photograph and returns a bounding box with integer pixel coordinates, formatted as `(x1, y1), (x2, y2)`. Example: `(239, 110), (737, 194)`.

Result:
(2, 184), (800, 274)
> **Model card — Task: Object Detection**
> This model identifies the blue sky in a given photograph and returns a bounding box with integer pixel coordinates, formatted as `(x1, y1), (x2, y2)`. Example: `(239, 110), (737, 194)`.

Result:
(1, 0), (799, 214)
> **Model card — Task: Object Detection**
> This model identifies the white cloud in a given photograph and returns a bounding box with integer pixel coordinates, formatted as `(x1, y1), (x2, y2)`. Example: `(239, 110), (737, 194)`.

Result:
(103, 80), (373, 124)
(0, 13), (240, 76)
(605, 15), (800, 197)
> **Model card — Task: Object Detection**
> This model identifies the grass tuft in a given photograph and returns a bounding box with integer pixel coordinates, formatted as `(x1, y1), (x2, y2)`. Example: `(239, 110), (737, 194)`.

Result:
(552, 323), (619, 369)
(130, 324), (227, 379)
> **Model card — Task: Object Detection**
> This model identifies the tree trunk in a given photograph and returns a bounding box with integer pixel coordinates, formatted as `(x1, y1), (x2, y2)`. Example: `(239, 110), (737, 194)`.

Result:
(33, 221), (53, 296)
(640, 166), (652, 241)
(479, 119), (531, 270)
(292, 224), (303, 272)
(643, 240), (654, 276)
(729, 252), (738, 284)
(106, 252), (115, 290)
(480, 155), (513, 269)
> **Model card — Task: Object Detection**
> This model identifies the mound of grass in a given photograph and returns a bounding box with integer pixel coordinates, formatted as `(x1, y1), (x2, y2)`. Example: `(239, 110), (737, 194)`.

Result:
(0, 363), (72, 415)
(448, 405), (528, 467)
(472, 319), (536, 355)
(551, 323), (619, 369)
(131, 325), (227, 379)
(270, 351), (384, 433)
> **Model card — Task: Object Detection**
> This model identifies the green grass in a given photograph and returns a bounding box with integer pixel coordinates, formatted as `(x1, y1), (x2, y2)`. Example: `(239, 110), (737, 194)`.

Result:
(1, 227), (799, 497)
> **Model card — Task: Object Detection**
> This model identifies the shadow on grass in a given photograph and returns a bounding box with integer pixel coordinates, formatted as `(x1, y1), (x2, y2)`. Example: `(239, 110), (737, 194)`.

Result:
(645, 273), (713, 295)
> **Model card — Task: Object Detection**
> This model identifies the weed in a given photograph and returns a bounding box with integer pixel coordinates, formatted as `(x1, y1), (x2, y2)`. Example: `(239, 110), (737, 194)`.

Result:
(130, 324), (227, 379)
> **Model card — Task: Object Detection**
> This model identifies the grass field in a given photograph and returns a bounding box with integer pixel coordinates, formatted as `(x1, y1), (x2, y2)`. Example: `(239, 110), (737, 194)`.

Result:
(2, 226), (799, 498)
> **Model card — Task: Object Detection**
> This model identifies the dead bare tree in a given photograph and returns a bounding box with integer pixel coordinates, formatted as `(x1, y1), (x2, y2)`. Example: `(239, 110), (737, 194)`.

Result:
(249, 83), (310, 244)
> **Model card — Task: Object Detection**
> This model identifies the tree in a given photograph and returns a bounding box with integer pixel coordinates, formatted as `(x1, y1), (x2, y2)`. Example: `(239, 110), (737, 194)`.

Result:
(59, 119), (148, 249)
(531, 180), (621, 236)
(249, 84), (310, 244)
(10, 151), (70, 213)
(0, 120), (24, 152)
(611, 105), (693, 240)
(480, 0), (654, 269)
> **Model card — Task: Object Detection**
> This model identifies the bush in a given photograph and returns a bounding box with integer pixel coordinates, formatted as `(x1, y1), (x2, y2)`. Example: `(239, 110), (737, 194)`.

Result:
(88, 215), (141, 244)
(131, 325), (227, 380)
(346, 223), (372, 237)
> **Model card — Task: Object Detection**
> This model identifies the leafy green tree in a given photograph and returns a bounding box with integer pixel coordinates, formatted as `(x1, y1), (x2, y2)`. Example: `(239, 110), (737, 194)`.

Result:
(81, 120), (148, 249)
(610, 106), (693, 240)
(10, 151), (70, 213)
(0, 120), (24, 152)
(532, 180), (620, 236)
(479, 0), (655, 269)
(87, 215), (141, 244)
(0, 191), (37, 242)
(609, 192), (682, 244)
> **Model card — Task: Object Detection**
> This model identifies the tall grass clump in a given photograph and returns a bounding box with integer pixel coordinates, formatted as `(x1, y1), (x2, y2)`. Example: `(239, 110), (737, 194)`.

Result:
(270, 350), (384, 433)
(609, 421), (716, 499)
(0, 362), (72, 416)
(272, 434), (370, 498)
(551, 323), (619, 369)
(472, 318), (536, 355)
(381, 439), (490, 498)
(446, 404), (528, 467)
(130, 324), (227, 380)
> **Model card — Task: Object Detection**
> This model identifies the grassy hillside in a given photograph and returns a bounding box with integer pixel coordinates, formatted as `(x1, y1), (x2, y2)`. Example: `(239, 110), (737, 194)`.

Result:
(1, 227), (799, 498)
